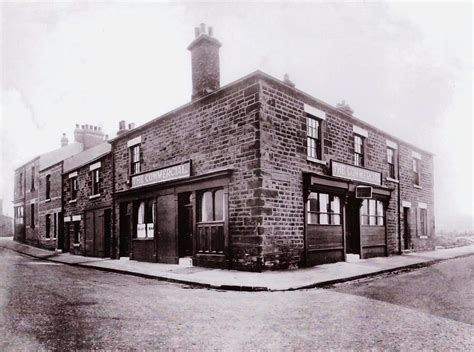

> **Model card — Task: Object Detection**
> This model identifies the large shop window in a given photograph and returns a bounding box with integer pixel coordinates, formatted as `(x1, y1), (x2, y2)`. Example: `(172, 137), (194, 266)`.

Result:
(130, 145), (141, 175)
(354, 135), (365, 166)
(361, 199), (384, 226)
(199, 189), (224, 222)
(135, 199), (155, 238)
(306, 192), (341, 225)
(307, 114), (322, 160)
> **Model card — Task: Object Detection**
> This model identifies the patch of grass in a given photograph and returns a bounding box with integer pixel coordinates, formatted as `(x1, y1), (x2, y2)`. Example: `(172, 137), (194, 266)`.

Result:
(435, 230), (474, 248)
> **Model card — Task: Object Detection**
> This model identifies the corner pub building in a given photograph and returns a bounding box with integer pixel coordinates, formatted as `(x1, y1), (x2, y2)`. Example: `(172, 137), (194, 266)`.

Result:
(109, 24), (434, 271)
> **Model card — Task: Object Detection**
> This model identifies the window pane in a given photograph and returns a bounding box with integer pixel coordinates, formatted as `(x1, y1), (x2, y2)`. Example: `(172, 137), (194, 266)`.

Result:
(387, 148), (394, 163)
(369, 200), (376, 216)
(201, 192), (213, 222)
(137, 201), (145, 224)
(331, 214), (341, 225)
(361, 200), (368, 215)
(330, 196), (340, 214)
(307, 193), (318, 212)
(378, 216), (384, 226)
(376, 201), (383, 217)
(319, 213), (329, 225)
(361, 215), (368, 226)
(307, 213), (318, 225)
(214, 190), (224, 221)
(369, 215), (376, 226)
(319, 193), (329, 213)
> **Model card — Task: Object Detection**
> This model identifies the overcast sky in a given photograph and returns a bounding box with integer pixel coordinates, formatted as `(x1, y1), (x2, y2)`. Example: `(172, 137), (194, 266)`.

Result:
(0, 1), (472, 231)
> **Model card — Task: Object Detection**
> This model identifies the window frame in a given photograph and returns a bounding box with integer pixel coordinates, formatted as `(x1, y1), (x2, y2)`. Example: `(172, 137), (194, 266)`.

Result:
(353, 134), (365, 167)
(133, 198), (156, 239)
(45, 174), (51, 200)
(420, 208), (428, 237)
(71, 177), (78, 200)
(19, 172), (24, 194)
(306, 114), (323, 160)
(91, 169), (100, 195)
(198, 188), (225, 223)
(130, 144), (141, 175)
(360, 199), (385, 226)
(386, 147), (396, 179)
(413, 158), (420, 186)
(306, 191), (342, 226)
(30, 166), (35, 191)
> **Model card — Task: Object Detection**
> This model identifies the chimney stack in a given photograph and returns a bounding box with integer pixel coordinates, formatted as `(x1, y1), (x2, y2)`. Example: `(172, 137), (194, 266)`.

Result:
(60, 133), (69, 147)
(73, 123), (105, 149)
(187, 23), (222, 99)
(283, 73), (295, 88)
(336, 100), (354, 116)
(117, 120), (128, 136)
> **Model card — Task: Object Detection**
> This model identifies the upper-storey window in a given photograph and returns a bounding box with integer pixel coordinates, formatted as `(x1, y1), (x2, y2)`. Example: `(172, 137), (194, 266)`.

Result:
(30, 166), (35, 191)
(70, 177), (78, 200)
(353, 135), (365, 167)
(307, 115), (322, 160)
(45, 175), (51, 200)
(413, 158), (420, 186)
(387, 147), (395, 179)
(19, 172), (23, 194)
(130, 144), (141, 175)
(91, 169), (101, 195)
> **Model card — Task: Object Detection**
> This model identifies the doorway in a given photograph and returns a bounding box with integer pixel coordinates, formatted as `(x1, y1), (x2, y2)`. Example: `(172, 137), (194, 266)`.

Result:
(345, 199), (361, 255)
(119, 203), (131, 257)
(178, 192), (193, 258)
(403, 207), (411, 250)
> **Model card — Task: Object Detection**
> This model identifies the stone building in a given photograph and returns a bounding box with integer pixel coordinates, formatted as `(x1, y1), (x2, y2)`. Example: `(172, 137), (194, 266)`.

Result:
(109, 24), (434, 271)
(13, 125), (106, 249)
(62, 142), (112, 257)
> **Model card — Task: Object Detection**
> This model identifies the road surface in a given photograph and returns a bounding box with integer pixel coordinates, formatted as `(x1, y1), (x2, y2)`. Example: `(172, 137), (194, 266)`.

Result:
(1, 248), (473, 350)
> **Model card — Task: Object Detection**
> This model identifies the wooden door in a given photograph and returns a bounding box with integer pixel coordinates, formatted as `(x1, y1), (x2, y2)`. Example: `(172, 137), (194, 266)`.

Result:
(84, 211), (94, 256)
(156, 194), (178, 264)
(403, 207), (411, 250)
(94, 211), (105, 257)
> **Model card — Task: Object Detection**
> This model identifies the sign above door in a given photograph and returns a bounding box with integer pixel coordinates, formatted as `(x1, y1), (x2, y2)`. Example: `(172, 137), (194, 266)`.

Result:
(331, 160), (382, 186)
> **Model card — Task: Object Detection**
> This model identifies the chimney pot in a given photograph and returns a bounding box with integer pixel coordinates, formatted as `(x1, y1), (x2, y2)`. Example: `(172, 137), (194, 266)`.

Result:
(75, 124), (79, 128)
(195, 27), (200, 37)
(128, 123), (135, 129)
(200, 23), (205, 34)
(61, 133), (69, 147)
(283, 73), (295, 88)
(208, 26), (213, 36)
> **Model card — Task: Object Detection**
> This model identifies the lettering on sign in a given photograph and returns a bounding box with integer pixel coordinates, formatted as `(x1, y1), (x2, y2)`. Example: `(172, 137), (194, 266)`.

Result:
(137, 224), (146, 238)
(331, 160), (381, 186)
(131, 161), (191, 188)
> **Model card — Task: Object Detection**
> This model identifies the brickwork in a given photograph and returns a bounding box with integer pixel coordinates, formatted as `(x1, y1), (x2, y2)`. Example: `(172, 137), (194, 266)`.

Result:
(37, 163), (63, 250)
(62, 153), (113, 255)
(22, 159), (40, 247)
(112, 76), (264, 270)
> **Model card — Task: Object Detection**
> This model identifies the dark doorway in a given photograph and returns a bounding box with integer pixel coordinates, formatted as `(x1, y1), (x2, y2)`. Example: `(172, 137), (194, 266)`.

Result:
(345, 199), (361, 255)
(63, 222), (70, 253)
(178, 192), (193, 257)
(119, 203), (131, 257)
(104, 209), (111, 258)
(156, 194), (178, 264)
(403, 207), (411, 250)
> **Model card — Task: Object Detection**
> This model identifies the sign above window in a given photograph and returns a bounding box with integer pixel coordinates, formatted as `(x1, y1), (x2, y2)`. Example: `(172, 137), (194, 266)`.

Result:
(131, 161), (191, 189)
(331, 160), (382, 186)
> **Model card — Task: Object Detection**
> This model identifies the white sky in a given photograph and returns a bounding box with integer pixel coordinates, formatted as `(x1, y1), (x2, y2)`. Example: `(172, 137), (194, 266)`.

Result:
(0, 2), (472, 231)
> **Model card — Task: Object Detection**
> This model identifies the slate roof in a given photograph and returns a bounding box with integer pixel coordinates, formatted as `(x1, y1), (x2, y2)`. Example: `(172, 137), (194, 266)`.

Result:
(63, 142), (111, 174)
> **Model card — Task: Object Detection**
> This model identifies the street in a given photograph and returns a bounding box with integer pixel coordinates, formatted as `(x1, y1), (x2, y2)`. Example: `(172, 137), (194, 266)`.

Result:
(1, 248), (473, 351)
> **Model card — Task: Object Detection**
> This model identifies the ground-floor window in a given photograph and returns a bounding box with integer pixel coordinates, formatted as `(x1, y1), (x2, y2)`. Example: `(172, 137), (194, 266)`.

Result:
(45, 214), (51, 239)
(306, 192), (341, 225)
(361, 199), (384, 226)
(73, 221), (80, 244)
(199, 189), (224, 222)
(134, 199), (155, 238)
(420, 208), (428, 236)
(14, 206), (24, 224)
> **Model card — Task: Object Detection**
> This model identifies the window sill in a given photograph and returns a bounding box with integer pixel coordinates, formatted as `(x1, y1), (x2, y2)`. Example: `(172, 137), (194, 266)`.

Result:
(44, 198), (51, 203)
(306, 156), (326, 166)
(89, 194), (101, 200)
(419, 235), (428, 239)
(414, 185), (423, 190)
(134, 237), (154, 241)
(72, 243), (80, 248)
(386, 177), (399, 183)
(69, 199), (77, 204)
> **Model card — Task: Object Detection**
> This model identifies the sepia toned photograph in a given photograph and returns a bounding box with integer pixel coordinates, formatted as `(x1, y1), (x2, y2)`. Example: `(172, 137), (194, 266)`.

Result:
(0, 1), (472, 350)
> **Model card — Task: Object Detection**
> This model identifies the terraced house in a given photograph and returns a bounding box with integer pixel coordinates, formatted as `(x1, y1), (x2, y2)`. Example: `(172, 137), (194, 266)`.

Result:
(14, 24), (434, 272)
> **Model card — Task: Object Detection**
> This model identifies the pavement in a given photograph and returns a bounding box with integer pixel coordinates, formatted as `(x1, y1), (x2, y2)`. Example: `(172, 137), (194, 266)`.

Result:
(1, 236), (473, 291)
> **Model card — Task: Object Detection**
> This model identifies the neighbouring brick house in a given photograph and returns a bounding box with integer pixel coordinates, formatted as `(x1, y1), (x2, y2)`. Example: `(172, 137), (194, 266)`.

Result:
(13, 125), (106, 250)
(109, 24), (434, 271)
(62, 142), (112, 257)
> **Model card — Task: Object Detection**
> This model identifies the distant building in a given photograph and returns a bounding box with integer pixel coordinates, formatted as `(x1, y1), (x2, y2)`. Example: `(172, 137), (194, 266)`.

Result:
(13, 125), (107, 249)
(13, 24), (435, 272)
(0, 199), (13, 237)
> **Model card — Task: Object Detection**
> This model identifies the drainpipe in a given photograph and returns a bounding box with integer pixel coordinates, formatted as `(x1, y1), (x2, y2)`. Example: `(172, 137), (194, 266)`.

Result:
(397, 148), (402, 254)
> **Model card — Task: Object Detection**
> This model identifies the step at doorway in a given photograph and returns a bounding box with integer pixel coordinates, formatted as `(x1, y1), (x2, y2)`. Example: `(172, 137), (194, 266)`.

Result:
(346, 254), (361, 262)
